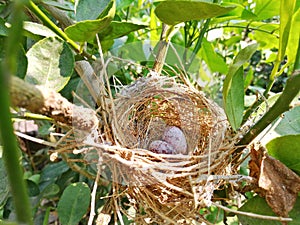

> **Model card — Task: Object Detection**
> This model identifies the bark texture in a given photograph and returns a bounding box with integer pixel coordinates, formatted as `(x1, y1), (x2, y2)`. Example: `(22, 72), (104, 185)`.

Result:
(10, 76), (99, 130)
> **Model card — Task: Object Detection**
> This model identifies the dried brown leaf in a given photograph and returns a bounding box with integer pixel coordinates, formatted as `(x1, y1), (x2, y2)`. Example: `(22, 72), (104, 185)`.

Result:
(249, 145), (300, 218)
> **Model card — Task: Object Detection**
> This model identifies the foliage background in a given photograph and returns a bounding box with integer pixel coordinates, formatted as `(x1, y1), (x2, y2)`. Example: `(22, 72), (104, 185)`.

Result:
(0, 0), (300, 224)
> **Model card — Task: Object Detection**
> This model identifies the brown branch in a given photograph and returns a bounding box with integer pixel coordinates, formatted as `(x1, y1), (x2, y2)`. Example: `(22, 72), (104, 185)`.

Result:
(10, 76), (99, 130)
(152, 24), (170, 74)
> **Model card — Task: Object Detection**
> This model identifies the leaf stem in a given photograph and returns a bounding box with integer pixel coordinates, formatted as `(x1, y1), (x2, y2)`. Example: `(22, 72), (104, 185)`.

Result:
(263, 59), (280, 96)
(27, 1), (95, 60)
(0, 1), (33, 224)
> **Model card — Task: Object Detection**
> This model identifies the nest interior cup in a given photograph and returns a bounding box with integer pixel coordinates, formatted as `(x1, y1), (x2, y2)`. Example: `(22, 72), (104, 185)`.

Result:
(113, 75), (227, 157)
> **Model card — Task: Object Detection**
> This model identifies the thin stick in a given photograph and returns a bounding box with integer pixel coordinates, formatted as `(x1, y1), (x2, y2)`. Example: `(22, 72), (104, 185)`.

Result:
(88, 158), (102, 225)
(152, 23), (170, 74)
(15, 131), (57, 147)
(211, 202), (292, 222)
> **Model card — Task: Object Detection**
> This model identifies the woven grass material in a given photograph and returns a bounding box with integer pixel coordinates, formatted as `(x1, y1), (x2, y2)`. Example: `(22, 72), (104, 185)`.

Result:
(103, 75), (235, 224)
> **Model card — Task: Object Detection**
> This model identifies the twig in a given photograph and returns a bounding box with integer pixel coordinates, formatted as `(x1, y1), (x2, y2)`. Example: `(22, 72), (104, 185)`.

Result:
(152, 23), (170, 74)
(211, 202), (292, 222)
(88, 157), (102, 225)
(15, 131), (57, 147)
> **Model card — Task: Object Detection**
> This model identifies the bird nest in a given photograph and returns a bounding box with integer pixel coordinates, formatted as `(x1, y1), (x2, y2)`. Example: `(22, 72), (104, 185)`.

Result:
(94, 75), (235, 224)
(57, 72), (237, 224)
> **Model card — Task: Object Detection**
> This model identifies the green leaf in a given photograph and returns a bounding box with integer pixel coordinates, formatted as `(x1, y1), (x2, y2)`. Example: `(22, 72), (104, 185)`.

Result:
(0, 17), (8, 36)
(254, 0), (280, 20)
(224, 67), (244, 131)
(223, 43), (258, 130)
(274, 106), (300, 136)
(215, 2), (257, 22)
(286, 8), (300, 64)
(244, 67), (254, 90)
(15, 46), (28, 79)
(75, 0), (110, 21)
(43, 0), (74, 11)
(57, 182), (91, 225)
(0, 38), (27, 79)
(26, 180), (40, 197)
(238, 195), (281, 225)
(98, 21), (147, 41)
(238, 195), (300, 225)
(23, 21), (57, 38)
(25, 36), (74, 92)
(250, 31), (278, 50)
(266, 135), (300, 174)
(39, 161), (69, 190)
(200, 38), (228, 74)
(154, 1), (235, 25)
(65, 0), (115, 42)
(277, 0), (296, 61)
(41, 183), (60, 198)
(0, 158), (9, 206)
(232, 43), (258, 69)
(116, 0), (133, 10)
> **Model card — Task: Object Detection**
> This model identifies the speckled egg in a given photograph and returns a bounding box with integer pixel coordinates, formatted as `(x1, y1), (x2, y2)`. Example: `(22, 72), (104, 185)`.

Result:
(148, 140), (175, 154)
(162, 126), (187, 154)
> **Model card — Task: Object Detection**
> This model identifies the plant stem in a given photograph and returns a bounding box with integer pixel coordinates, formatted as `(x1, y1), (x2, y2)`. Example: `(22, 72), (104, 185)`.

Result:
(263, 60), (280, 96)
(152, 23), (169, 74)
(27, 1), (95, 60)
(238, 36), (300, 147)
(239, 69), (300, 146)
(185, 18), (211, 71)
(0, 1), (33, 224)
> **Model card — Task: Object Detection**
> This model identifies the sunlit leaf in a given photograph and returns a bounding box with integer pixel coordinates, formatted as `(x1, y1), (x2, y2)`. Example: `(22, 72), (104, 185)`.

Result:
(155, 1), (235, 25)
(266, 135), (300, 174)
(224, 67), (244, 131)
(278, 0), (296, 61)
(57, 182), (91, 225)
(286, 8), (300, 64)
(150, 7), (160, 41)
(200, 38), (228, 74)
(65, 0), (115, 42)
(75, 0), (110, 21)
(23, 21), (57, 38)
(215, 2), (257, 22)
(25, 37), (74, 92)
(249, 30), (278, 50)
(116, 0), (133, 10)
(223, 43), (258, 130)
(98, 21), (147, 41)
(254, 0), (280, 20)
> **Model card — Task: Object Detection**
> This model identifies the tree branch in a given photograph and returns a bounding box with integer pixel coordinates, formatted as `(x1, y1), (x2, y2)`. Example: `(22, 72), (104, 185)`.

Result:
(10, 76), (99, 130)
